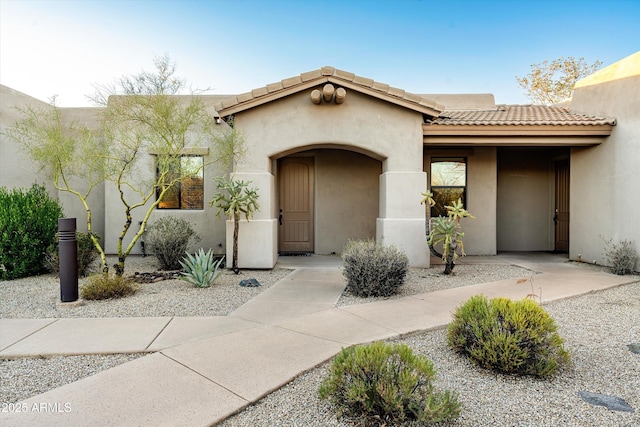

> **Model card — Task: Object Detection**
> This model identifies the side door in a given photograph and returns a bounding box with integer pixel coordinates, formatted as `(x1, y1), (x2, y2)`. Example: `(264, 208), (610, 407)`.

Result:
(554, 159), (570, 252)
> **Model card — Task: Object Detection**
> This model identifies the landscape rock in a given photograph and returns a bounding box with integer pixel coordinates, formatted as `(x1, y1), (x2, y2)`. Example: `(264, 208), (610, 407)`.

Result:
(578, 391), (635, 413)
(239, 278), (261, 287)
(131, 270), (182, 283)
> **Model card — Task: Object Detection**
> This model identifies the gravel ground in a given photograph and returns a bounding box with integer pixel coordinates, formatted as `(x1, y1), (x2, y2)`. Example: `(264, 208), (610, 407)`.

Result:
(2, 256), (639, 426)
(1, 257), (533, 319)
(337, 263), (538, 307)
(0, 256), (291, 318)
(0, 354), (144, 405)
(221, 279), (640, 427)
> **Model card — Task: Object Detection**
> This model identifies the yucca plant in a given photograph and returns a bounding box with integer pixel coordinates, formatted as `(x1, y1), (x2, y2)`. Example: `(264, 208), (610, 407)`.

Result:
(179, 249), (224, 288)
(210, 176), (259, 274)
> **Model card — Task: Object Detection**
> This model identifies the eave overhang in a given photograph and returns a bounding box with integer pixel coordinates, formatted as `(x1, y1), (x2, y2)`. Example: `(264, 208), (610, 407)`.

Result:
(423, 123), (614, 146)
(215, 66), (444, 118)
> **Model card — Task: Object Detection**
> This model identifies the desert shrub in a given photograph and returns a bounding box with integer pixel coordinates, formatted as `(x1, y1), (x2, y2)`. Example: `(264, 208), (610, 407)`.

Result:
(447, 295), (570, 377)
(179, 249), (224, 288)
(0, 184), (64, 280)
(603, 238), (638, 275)
(45, 232), (100, 277)
(319, 342), (460, 425)
(342, 239), (409, 297)
(81, 274), (138, 300)
(145, 216), (201, 270)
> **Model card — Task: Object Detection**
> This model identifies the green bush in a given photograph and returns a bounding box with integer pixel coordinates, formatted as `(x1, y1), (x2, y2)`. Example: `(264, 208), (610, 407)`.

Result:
(319, 342), (460, 425)
(45, 232), (100, 277)
(342, 239), (409, 297)
(447, 295), (570, 377)
(603, 238), (638, 275)
(145, 216), (201, 270)
(0, 184), (64, 280)
(81, 274), (138, 300)
(179, 249), (224, 288)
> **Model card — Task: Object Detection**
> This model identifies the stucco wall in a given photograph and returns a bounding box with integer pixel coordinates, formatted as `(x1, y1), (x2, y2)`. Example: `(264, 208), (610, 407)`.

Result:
(0, 86), (105, 240)
(58, 107), (105, 240)
(103, 131), (231, 257)
(235, 89), (423, 172)
(314, 149), (381, 254)
(570, 52), (640, 267)
(232, 87), (428, 266)
(466, 147), (497, 255)
(497, 148), (557, 252)
(0, 86), (57, 196)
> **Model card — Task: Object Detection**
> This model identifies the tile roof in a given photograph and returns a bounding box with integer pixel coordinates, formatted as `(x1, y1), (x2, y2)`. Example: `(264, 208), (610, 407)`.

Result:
(214, 66), (444, 117)
(427, 105), (616, 126)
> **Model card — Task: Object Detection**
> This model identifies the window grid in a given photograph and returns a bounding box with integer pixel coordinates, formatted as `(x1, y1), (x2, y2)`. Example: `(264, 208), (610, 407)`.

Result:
(430, 157), (467, 217)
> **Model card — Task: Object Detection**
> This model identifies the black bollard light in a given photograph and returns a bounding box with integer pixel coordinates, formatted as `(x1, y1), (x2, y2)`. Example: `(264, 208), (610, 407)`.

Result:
(59, 218), (78, 302)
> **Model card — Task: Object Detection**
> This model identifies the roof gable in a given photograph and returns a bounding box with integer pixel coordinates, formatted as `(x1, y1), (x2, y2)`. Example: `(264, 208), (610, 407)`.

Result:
(214, 66), (444, 118)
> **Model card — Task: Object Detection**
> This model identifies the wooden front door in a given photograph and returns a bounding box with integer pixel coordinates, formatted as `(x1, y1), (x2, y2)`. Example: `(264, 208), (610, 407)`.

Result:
(278, 157), (314, 253)
(554, 159), (570, 252)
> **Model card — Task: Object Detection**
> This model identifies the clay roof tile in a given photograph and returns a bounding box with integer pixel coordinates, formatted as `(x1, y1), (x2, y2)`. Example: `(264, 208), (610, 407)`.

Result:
(429, 105), (616, 126)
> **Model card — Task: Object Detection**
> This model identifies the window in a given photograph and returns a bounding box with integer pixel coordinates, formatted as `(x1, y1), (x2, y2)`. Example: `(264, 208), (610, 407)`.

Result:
(430, 157), (466, 217)
(157, 156), (204, 209)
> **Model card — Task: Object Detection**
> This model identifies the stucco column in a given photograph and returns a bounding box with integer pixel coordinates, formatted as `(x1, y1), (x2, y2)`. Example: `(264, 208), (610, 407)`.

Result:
(377, 171), (429, 267)
(225, 172), (278, 269)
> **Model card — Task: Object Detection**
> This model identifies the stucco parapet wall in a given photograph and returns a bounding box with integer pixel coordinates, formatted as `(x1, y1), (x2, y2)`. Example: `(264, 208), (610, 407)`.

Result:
(574, 51), (640, 89)
(421, 94), (497, 111)
(214, 66), (444, 118)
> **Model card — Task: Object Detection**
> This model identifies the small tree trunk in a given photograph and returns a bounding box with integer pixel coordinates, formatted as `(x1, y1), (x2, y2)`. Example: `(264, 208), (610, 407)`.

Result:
(232, 212), (240, 274)
(426, 216), (442, 258)
(444, 231), (458, 275)
(114, 257), (125, 276)
(443, 258), (455, 275)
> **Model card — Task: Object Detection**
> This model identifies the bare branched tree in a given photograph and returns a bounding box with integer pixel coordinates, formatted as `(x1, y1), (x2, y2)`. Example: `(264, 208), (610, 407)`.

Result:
(5, 56), (245, 275)
(516, 56), (602, 105)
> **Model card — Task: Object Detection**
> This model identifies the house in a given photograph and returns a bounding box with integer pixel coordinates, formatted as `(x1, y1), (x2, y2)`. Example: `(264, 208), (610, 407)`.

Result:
(1, 52), (638, 270)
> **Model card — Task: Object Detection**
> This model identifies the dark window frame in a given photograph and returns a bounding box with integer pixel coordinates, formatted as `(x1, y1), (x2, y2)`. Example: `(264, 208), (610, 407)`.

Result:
(156, 155), (204, 210)
(430, 157), (467, 217)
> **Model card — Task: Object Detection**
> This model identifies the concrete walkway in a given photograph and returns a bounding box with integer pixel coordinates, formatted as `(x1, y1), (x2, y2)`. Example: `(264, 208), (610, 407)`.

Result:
(1, 254), (636, 426)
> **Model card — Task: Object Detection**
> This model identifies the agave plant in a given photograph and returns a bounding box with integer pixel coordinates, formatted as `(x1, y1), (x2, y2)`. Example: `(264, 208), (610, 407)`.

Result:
(179, 249), (224, 288)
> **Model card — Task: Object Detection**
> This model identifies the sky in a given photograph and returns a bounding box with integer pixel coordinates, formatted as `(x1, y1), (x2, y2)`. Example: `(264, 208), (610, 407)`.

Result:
(1, 0), (639, 107)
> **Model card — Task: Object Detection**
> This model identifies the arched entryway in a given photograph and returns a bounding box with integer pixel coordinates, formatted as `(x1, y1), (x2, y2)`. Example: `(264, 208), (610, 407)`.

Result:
(276, 148), (382, 255)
